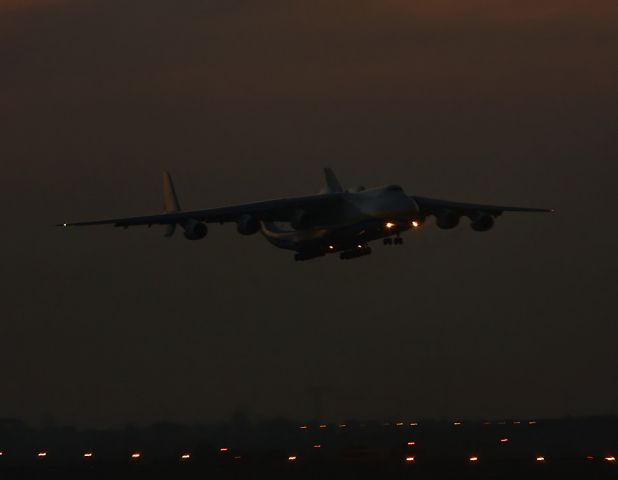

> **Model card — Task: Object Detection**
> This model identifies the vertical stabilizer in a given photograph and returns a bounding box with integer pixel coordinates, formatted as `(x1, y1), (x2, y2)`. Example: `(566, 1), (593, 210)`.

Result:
(323, 168), (343, 193)
(162, 171), (181, 213)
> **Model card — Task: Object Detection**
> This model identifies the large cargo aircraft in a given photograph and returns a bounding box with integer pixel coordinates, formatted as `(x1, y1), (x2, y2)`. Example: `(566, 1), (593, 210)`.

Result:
(59, 169), (553, 261)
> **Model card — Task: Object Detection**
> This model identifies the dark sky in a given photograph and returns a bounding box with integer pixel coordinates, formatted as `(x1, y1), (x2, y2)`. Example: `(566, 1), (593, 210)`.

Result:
(1, 0), (617, 427)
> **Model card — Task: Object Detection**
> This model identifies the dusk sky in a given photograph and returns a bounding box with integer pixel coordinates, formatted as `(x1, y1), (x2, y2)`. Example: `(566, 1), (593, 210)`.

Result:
(1, 1), (617, 426)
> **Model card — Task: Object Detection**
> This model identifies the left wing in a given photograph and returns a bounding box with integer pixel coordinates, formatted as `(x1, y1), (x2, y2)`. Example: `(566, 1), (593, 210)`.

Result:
(58, 193), (342, 228)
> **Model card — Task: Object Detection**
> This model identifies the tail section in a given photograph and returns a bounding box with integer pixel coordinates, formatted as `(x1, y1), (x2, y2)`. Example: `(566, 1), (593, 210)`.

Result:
(162, 171), (181, 213)
(162, 171), (180, 237)
(322, 167), (343, 194)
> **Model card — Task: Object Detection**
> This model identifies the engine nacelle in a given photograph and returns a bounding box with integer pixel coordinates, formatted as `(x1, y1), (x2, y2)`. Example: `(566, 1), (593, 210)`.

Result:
(236, 214), (260, 235)
(436, 211), (460, 230)
(290, 210), (312, 230)
(182, 219), (208, 240)
(470, 214), (494, 232)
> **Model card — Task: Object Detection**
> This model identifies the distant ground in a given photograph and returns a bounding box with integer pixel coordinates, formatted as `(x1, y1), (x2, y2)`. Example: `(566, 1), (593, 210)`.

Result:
(0, 417), (617, 479)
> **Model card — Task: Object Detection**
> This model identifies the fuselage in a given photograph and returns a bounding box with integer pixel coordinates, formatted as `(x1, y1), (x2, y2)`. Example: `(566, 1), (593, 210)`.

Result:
(260, 185), (419, 257)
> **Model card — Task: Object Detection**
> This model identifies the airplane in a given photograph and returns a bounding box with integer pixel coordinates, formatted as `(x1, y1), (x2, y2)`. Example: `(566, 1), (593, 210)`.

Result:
(58, 169), (553, 261)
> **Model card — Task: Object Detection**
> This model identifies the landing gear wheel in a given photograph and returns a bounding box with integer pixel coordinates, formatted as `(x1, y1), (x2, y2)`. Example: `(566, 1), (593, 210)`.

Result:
(383, 238), (393, 245)
(394, 237), (403, 245)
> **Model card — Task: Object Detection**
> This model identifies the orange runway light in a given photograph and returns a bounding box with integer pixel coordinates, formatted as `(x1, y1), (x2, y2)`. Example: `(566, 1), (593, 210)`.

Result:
(180, 453), (191, 460)
(536, 456), (545, 462)
(411, 220), (420, 228)
(130, 452), (141, 459)
(37, 451), (47, 458)
(319, 424), (327, 428)
(83, 452), (93, 458)
(385, 222), (395, 229)
(605, 456), (616, 462)
(405, 456), (415, 463)
(500, 438), (509, 443)
(469, 456), (478, 462)
(288, 455), (297, 462)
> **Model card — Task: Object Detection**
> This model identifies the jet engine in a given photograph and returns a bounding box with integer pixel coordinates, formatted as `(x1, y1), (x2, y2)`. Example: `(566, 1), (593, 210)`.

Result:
(436, 211), (460, 229)
(236, 214), (260, 235)
(470, 214), (494, 232)
(182, 219), (208, 240)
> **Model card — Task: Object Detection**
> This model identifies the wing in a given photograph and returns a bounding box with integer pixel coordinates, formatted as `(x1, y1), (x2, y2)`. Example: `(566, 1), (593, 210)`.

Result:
(59, 193), (342, 228)
(412, 196), (554, 217)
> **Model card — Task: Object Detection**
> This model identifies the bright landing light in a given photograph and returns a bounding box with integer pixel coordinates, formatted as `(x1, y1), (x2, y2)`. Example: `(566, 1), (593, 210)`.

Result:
(385, 222), (395, 229)
(536, 456), (545, 462)
(411, 220), (420, 228)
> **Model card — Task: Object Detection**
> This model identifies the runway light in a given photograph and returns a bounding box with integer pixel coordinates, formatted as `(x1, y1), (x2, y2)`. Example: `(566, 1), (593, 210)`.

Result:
(407, 441), (416, 446)
(328, 245), (334, 250)
(37, 451), (47, 458)
(605, 456), (616, 462)
(405, 456), (415, 462)
(385, 222), (395, 229)
(83, 452), (93, 458)
(453, 421), (462, 426)
(234, 455), (242, 459)
(586, 456), (595, 460)
(357, 245), (362, 249)
(528, 420), (537, 425)
(180, 453), (191, 460)
(288, 455), (297, 462)
(131, 452), (141, 459)
(319, 424), (327, 428)
(63, 223), (67, 227)
(410, 422), (419, 426)
(513, 421), (521, 425)
(299, 425), (308, 430)
(536, 456), (545, 462)
(338, 424), (347, 428)
(411, 220), (420, 228)
(469, 456), (478, 462)
(483, 421), (492, 425)
(395, 422), (404, 426)
(219, 448), (229, 452)
(500, 438), (509, 443)
(313, 444), (321, 449)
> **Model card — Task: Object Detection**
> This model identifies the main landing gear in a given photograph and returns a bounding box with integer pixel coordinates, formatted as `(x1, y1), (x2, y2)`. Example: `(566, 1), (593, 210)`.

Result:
(383, 236), (403, 245)
(340, 245), (372, 260)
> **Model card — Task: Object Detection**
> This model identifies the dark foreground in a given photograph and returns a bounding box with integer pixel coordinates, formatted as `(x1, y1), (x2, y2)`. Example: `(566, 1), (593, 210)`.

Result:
(1, 416), (617, 479)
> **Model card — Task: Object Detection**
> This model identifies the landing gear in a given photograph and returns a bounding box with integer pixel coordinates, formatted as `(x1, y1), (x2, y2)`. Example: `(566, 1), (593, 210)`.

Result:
(339, 245), (372, 260)
(383, 236), (403, 245)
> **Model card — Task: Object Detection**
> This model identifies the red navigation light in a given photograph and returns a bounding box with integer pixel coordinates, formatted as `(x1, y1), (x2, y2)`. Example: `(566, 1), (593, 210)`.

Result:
(219, 448), (229, 452)
(407, 441), (416, 446)
(500, 438), (509, 443)
(405, 456), (415, 462)
(313, 444), (321, 449)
